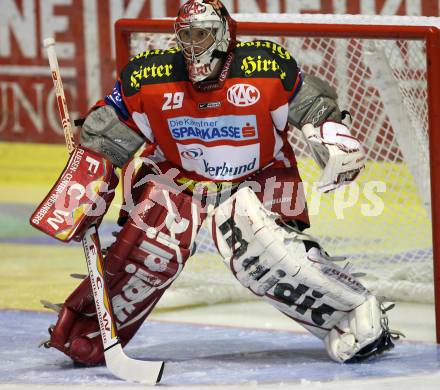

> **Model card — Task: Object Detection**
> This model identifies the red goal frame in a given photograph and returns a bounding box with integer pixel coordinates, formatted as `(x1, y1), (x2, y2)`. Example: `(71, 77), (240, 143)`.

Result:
(115, 18), (440, 343)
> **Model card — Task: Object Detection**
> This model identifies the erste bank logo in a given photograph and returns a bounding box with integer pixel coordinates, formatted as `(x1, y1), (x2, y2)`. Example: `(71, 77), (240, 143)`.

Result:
(227, 84), (260, 107)
(168, 115), (258, 142)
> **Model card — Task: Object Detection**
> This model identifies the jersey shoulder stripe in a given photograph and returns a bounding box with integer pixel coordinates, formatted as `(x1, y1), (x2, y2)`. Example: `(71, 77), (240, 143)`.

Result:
(230, 40), (299, 92)
(121, 48), (189, 96)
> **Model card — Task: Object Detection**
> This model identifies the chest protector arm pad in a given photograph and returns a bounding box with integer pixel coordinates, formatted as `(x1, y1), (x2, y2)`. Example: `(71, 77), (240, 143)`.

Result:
(288, 73), (342, 128)
(81, 105), (145, 168)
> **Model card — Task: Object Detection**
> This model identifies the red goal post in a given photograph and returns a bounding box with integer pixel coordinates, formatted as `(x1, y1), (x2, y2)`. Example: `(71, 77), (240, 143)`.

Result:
(115, 17), (440, 343)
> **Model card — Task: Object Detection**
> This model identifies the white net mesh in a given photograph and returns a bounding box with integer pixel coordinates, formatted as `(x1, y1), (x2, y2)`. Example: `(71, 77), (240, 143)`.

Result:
(122, 15), (434, 308)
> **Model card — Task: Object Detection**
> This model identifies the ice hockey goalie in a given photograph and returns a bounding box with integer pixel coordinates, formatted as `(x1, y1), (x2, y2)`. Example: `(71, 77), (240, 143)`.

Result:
(32, 0), (400, 368)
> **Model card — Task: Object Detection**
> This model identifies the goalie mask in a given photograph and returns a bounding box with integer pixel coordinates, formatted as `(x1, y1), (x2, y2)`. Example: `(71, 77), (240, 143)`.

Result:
(175, 0), (237, 85)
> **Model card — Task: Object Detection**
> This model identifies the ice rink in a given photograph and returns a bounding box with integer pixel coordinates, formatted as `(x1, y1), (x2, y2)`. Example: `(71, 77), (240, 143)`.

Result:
(0, 302), (439, 389)
(1, 3), (440, 388)
(1, 144), (439, 389)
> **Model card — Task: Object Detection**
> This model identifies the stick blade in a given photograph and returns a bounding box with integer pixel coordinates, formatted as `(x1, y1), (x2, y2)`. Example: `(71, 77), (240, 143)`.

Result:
(104, 344), (164, 384)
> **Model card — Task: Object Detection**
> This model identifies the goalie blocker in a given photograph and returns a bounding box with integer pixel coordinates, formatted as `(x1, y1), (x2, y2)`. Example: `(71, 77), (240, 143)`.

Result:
(30, 146), (118, 242)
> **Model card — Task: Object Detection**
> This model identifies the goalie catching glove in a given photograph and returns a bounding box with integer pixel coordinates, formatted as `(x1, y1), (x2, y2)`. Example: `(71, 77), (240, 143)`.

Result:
(302, 121), (365, 192)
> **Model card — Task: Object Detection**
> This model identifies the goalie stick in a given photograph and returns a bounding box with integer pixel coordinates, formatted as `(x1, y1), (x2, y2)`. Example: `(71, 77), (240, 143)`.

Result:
(44, 37), (164, 384)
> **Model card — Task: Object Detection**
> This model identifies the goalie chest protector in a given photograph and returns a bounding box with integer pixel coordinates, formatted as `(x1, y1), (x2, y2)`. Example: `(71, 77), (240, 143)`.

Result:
(114, 40), (302, 182)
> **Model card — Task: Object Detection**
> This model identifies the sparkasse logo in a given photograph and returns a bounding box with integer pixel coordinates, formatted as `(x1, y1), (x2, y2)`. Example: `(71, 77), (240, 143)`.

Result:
(168, 115), (258, 142)
(227, 84), (260, 107)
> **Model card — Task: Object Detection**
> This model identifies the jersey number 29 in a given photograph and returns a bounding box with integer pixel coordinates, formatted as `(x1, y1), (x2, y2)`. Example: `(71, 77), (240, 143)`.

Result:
(162, 92), (184, 111)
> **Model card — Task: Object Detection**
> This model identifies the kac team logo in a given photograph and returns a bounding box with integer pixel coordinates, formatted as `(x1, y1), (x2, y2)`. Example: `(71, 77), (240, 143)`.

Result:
(227, 84), (260, 107)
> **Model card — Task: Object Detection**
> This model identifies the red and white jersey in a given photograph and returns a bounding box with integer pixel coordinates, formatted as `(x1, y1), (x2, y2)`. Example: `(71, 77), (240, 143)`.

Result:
(105, 40), (302, 182)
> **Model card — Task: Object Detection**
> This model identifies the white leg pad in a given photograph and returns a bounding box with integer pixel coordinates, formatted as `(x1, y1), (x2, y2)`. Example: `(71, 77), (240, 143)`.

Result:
(212, 187), (371, 339)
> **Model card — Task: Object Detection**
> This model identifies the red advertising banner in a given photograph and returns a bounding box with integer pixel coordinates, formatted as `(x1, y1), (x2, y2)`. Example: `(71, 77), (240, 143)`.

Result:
(0, 0), (439, 144)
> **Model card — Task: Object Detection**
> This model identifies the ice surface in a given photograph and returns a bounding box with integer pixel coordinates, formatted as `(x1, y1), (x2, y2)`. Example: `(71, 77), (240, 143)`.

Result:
(0, 310), (439, 389)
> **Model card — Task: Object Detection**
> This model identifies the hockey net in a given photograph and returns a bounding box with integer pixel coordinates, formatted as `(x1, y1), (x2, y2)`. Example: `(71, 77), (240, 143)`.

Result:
(114, 15), (440, 317)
